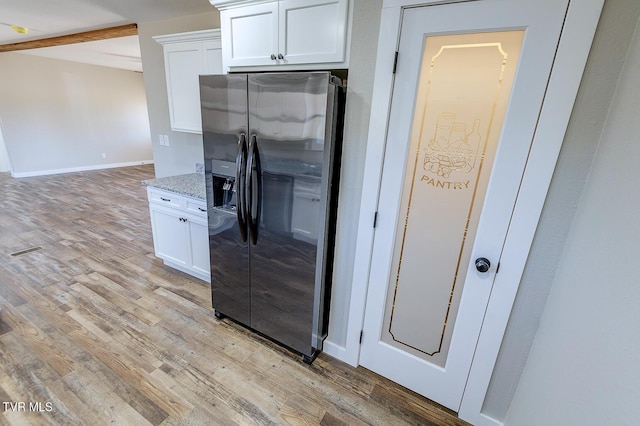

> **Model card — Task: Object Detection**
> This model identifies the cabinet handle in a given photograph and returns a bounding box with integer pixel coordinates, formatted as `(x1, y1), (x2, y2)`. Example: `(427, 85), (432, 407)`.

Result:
(179, 217), (188, 222)
(160, 197), (171, 202)
(198, 207), (206, 212)
(270, 54), (277, 60)
(277, 53), (284, 60)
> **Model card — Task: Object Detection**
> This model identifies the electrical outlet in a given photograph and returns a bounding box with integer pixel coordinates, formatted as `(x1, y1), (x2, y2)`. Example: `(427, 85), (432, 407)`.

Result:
(101, 153), (106, 159)
(158, 134), (165, 146)
(163, 135), (170, 147)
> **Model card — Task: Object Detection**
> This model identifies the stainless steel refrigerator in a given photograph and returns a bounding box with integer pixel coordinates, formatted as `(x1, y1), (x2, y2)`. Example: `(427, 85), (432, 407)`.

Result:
(200, 72), (345, 363)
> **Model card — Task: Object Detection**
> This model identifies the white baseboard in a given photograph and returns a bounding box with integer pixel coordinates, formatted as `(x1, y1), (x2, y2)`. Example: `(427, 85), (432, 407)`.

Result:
(474, 413), (503, 426)
(11, 160), (154, 178)
(322, 340), (356, 365)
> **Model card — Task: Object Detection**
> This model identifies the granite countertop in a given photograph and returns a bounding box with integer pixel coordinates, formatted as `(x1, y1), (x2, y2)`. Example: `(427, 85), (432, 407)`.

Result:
(142, 173), (206, 200)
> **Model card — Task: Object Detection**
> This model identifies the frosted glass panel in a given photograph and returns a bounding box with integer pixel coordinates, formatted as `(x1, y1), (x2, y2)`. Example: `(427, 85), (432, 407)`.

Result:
(381, 31), (523, 367)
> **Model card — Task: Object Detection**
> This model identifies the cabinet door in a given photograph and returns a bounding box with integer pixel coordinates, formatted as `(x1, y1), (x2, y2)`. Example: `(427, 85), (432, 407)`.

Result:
(163, 42), (204, 133)
(222, 2), (279, 67)
(278, 0), (348, 64)
(186, 217), (211, 280)
(150, 206), (190, 268)
(202, 42), (223, 74)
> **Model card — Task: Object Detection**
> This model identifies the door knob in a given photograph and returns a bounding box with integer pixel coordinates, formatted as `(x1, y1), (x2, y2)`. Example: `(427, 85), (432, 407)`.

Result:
(475, 257), (491, 273)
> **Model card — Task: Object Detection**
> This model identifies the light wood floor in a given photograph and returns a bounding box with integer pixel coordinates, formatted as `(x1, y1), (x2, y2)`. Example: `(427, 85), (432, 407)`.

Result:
(0, 165), (468, 426)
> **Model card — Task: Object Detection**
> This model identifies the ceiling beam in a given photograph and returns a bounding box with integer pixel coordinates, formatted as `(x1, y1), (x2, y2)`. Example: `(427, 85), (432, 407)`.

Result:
(0, 23), (138, 53)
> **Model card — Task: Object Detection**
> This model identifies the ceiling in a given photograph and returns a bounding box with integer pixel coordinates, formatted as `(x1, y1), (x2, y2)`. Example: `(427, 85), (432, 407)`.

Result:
(18, 36), (145, 72)
(0, 0), (217, 72)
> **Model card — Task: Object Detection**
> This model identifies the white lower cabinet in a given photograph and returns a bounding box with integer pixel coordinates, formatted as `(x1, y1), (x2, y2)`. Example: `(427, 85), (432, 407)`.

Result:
(147, 188), (211, 282)
(187, 219), (211, 278)
(150, 206), (191, 268)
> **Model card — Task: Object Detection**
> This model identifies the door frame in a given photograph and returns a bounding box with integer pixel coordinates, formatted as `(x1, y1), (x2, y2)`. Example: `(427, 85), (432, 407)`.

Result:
(341, 0), (604, 424)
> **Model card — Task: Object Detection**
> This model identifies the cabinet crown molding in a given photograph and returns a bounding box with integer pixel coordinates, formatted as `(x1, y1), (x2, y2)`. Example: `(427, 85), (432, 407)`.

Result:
(153, 28), (221, 45)
(209, 0), (274, 10)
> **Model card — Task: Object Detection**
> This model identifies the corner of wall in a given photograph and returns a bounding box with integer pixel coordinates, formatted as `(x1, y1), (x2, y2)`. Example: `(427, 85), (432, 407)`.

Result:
(482, 0), (640, 421)
(138, 11), (221, 178)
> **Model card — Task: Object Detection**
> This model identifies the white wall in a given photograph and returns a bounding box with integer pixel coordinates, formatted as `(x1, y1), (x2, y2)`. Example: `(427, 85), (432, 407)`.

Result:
(481, 0), (640, 419)
(0, 53), (152, 177)
(138, 11), (221, 178)
(0, 118), (10, 172)
(503, 12), (640, 426)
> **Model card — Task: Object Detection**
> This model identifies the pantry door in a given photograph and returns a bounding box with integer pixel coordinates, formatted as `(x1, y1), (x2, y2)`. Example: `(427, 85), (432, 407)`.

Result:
(360, 0), (568, 411)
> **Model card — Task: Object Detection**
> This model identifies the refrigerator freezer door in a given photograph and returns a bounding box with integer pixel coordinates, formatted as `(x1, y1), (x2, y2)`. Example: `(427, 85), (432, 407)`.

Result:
(201, 74), (251, 326)
(247, 73), (333, 356)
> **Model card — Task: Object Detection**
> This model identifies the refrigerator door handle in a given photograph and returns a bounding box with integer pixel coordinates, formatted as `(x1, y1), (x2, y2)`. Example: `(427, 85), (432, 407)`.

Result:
(235, 132), (248, 242)
(246, 134), (262, 245)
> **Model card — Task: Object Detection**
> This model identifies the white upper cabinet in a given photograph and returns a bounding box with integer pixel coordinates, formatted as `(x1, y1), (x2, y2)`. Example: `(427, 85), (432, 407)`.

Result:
(279, 0), (348, 64)
(223, 2), (279, 67)
(203, 40), (225, 74)
(154, 29), (223, 134)
(211, 0), (350, 71)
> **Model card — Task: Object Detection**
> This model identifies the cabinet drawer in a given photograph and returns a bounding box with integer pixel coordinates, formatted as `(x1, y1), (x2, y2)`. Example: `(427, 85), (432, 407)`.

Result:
(148, 188), (184, 209)
(185, 198), (208, 217)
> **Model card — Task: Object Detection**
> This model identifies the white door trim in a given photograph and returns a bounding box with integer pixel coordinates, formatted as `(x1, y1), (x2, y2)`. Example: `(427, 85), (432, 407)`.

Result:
(342, 0), (604, 424)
